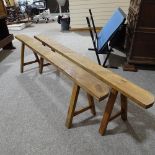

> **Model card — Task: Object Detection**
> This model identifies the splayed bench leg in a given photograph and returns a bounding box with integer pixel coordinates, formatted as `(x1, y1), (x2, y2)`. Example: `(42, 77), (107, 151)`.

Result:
(65, 83), (96, 129)
(99, 88), (118, 136)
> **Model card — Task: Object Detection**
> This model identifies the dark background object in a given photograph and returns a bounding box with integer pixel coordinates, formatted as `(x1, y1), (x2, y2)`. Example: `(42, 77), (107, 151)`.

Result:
(0, 18), (14, 49)
(0, 0), (14, 49)
(0, 0), (7, 17)
(47, 0), (69, 13)
(125, 0), (155, 65)
(60, 16), (70, 31)
(6, 6), (25, 23)
(86, 8), (126, 68)
(110, 24), (126, 51)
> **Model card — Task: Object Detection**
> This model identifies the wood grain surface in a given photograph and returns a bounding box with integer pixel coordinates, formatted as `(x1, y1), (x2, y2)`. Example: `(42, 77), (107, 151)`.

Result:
(15, 34), (109, 101)
(34, 34), (154, 109)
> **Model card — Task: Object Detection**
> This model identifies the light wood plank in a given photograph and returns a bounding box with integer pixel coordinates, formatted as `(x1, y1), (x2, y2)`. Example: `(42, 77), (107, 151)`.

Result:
(15, 35), (109, 101)
(34, 35), (155, 109)
(44, 52), (109, 101)
(39, 57), (44, 74)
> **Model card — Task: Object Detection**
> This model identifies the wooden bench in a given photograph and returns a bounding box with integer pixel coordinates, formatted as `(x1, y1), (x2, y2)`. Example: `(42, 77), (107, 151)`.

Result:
(34, 34), (155, 135)
(15, 34), (110, 130)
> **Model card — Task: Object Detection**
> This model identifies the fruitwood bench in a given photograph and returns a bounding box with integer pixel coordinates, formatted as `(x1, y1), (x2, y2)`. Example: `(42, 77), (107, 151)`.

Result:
(15, 34), (110, 130)
(34, 34), (155, 135)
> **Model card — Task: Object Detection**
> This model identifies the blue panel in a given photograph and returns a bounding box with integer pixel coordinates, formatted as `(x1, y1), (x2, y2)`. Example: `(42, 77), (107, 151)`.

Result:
(97, 8), (126, 51)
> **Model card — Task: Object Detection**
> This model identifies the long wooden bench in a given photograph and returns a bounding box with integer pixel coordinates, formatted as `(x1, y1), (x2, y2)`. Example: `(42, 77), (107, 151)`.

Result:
(34, 34), (155, 135)
(15, 34), (110, 130)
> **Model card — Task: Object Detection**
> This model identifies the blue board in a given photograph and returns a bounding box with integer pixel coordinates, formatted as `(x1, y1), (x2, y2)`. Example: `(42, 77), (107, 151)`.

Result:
(97, 8), (126, 51)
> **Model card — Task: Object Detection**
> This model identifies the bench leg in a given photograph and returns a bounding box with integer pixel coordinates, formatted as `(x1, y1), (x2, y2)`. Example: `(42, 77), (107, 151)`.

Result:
(87, 93), (96, 116)
(20, 43), (40, 73)
(65, 84), (80, 129)
(39, 57), (44, 74)
(99, 88), (118, 136)
(33, 52), (40, 65)
(121, 94), (127, 121)
(39, 58), (51, 74)
(20, 43), (25, 73)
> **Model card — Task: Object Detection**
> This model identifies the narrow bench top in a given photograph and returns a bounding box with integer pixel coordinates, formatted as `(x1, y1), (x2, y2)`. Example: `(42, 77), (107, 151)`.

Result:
(34, 34), (73, 53)
(34, 34), (155, 109)
(15, 34), (109, 101)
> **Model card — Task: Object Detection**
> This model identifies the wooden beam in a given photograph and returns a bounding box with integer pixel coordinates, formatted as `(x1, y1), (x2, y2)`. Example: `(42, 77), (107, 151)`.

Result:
(99, 89), (118, 136)
(121, 94), (128, 121)
(24, 60), (39, 66)
(109, 111), (122, 121)
(20, 43), (25, 73)
(74, 106), (92, 116)
(87, 93), (96, 116)
(43, 63), (51, 66)
(34, 35), (154, 109)
(65, 84), (80, 129)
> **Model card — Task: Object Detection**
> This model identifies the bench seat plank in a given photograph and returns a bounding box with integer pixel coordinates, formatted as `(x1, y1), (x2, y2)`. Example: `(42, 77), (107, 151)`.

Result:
(15, 35), (109, 101)
(16, 35), (51, 57)
(34, 34), (73, 53)
(64, 53), (154, 109)
(34, 35), (154, 109)
(45, 52), (109, 101)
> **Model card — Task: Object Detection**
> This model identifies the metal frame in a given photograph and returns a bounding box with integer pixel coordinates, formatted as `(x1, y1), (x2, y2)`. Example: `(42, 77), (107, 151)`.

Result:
(86, 9), (125, 68)
(86, 9), (113, 67)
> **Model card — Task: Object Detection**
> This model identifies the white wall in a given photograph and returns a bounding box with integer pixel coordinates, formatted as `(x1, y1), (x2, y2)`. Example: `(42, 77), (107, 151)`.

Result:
(69, 0), (130, 29)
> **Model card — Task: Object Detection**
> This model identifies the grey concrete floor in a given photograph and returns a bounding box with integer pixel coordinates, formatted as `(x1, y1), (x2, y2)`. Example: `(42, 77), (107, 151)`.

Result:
(0, 21), (155, 155)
